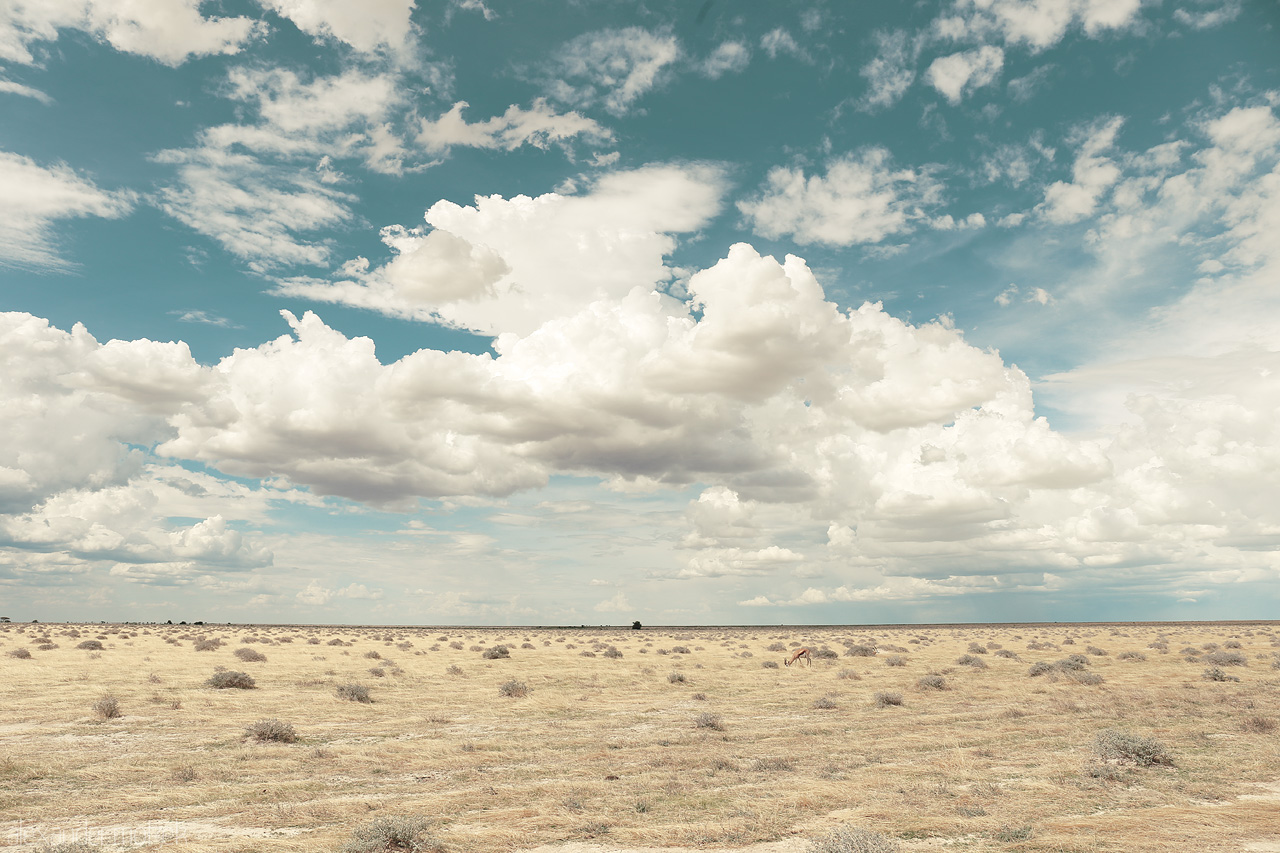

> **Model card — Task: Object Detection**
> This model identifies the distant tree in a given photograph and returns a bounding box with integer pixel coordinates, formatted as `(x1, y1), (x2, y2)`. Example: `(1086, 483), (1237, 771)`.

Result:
(632, 621), (642, 630)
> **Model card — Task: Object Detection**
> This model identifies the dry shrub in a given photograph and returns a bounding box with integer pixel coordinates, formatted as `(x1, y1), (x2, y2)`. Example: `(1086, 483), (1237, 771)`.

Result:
(994, 649), (1019, 660)
(694, 711), (724, 731)
(342, 815), (437, 853)
(603, 647), (623, 658)
(668, 671), (686, 683)
(1242, 715), (1276, 734)
(76, 640), (104, 651)
(92, 695), (121, 719)
(813, 694), (839, 710)
(499, 679), (528, 698)
(1093, 729), (1173, 767)
(1117, 650), (1147, 661)
(1203, 666), (1240, 682)
(845, 644), (876, 657)
(767, 642), (787, 652)
(956, 654), (988, 669)
(762, 660), (780, 669)
(205, 670), (256, 689)
(873, 691), (903, 708)
(916, 674), (946, 690)
(246, 718), (298, 743)
(1086, 646), (1109, 656)
(967, 643), (988, 654)
(809, 826), (899, 853)
(883, 655), (907, 667)
(36, 843), (102, 853)
(445, 664), (463, 675)
(813, 648), (839, 660)
(837, 668), (861, 680)
(336, 683), (372, 703)
(1205, 650), (1247, 666)
(233, 647), (266, 662)
(7, 648), (32, 659)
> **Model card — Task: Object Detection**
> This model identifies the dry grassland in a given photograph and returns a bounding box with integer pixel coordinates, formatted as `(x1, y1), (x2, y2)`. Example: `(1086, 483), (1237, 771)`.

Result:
(2, 621), (1279, 853)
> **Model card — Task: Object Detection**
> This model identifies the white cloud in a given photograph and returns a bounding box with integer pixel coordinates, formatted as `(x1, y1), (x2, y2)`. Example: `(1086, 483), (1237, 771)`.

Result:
(1037, 116), (1123, 224)
(858, 30), (917, 111)
(153, 146), (354, 272)
(417, 99), (613, 155)
(275, 162), (727, 335)
(0, 151), (135, 270)
(738, 148), (947, 247)
(0, 78), (51, 103)
(543, 27), (681, 116)
(255, 0), (416, 54)
(593, 592), (631, 612)
(760, 28), (809, 62)
(926, 45), (1004, 104)
(0, 0), (264, 66)
(700, 41), (750, 78)
(1173, 1), (1241, 30)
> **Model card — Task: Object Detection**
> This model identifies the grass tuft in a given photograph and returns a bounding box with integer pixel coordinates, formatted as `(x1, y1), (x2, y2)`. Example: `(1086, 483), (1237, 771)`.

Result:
(92, 694), (121, 719)
(808, 826), (900, 853)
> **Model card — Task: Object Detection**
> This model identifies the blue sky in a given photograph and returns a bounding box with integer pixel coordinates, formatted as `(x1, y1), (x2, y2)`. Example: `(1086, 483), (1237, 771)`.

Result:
(2, 0), (1278, 625)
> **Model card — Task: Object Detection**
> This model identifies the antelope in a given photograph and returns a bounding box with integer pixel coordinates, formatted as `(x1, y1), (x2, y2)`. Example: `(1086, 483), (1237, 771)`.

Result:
(784, 647), (812, 667)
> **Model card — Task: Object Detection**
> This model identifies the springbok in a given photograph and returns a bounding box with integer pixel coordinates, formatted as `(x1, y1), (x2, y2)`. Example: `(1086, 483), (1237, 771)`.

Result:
(784, 647), (812, 667)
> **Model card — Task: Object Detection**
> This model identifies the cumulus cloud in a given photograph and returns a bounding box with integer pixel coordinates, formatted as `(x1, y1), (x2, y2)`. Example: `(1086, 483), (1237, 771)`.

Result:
(542, 27), (680, 115)
(738, 148), (948, 247)
(0, 152), (135, 270)
(926, 45), (1004, 104)
(0, 0), (264, 66)
(417, 99), (613, 155)
(0, 313), (275, 583)
(255, 0), (416, 54)
(275, 162), (727, 335)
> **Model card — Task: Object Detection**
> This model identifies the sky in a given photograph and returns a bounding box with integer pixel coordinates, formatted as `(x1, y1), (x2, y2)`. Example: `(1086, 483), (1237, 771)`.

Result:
(1, 0), (1279, 626)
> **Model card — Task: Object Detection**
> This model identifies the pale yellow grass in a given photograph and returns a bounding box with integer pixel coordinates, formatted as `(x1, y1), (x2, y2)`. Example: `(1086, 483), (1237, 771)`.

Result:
(1, 622), (1278, 853)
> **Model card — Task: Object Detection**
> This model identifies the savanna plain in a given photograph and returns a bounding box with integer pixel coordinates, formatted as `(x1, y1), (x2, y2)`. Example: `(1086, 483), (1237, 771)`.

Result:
(2, 621), (1278, 853)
